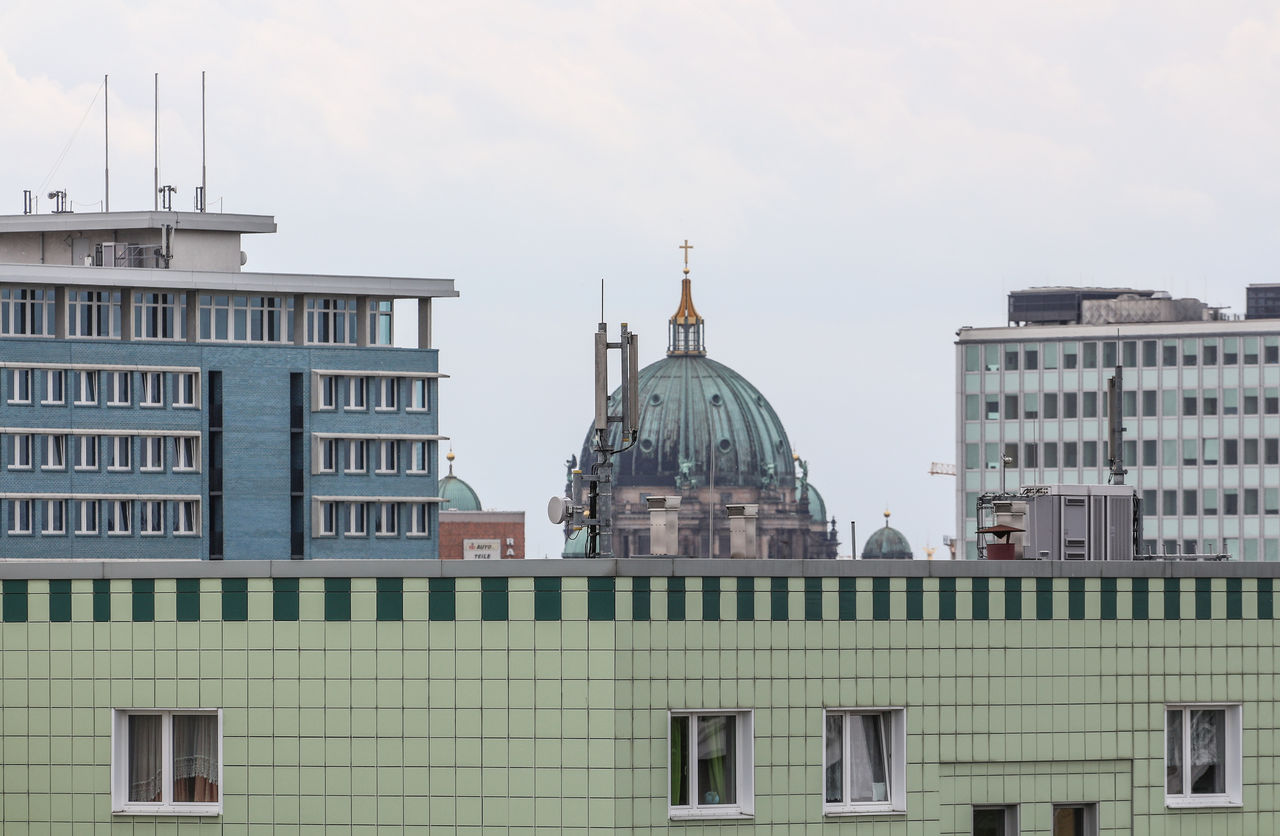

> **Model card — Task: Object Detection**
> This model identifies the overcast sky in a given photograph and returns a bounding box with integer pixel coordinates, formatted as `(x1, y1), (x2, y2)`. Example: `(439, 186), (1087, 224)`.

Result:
(3, 1), (1279, 557)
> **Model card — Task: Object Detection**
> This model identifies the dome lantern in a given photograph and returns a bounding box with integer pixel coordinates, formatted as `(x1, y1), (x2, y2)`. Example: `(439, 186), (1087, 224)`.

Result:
(668, 239), (706, 356)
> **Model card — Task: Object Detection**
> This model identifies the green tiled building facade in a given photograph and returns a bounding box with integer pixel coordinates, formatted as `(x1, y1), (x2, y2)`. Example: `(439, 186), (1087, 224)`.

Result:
(0, 559), (1276, 833)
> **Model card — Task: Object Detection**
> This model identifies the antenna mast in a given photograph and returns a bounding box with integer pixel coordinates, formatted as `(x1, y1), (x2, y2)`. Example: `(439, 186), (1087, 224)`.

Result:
(153, 73), (159, 211)
(1107, 364), (1126, 485)
(200, 70), (207, 212)
(103, 74), (109, 212)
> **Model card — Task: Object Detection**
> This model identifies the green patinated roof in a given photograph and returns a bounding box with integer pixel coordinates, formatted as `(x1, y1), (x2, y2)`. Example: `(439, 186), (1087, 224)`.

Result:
(798, 483), (828, 524)
(438, 453), (482, 511)
(561, 531), (589, 558)
(581, 354), (795, 490)
(861, 513), (912, 560)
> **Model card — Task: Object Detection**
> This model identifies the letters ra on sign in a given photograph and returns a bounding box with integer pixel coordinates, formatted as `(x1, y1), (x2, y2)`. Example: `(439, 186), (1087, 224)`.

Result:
(463, 539), (501, 559)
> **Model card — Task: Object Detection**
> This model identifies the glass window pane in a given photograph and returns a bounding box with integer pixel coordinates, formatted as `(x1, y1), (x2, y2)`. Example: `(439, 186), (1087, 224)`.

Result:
(1190, 709), (1226, 795)
(848, 714), (888, 802)
(696, 715), (736, 805)
(1053, 806), (1086, 836)
(1166, 710), (1183, 795)
(670, 716), (689, 806)
(974, 807), (1009, 836)
(128, 714), (163, 802)
(824, 714), (843, 803)
(172, 714), (220, 802)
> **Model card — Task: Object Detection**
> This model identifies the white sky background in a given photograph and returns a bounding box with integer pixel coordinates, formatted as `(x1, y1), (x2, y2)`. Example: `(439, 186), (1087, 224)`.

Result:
(2, 1), (1279, 557)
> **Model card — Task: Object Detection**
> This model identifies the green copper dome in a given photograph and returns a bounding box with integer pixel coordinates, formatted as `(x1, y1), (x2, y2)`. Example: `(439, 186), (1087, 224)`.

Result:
(799, 483), (828, 523)
(861, 511), (912, 560)
(582, 354), (796, 490)
(438, 452), (482, 511)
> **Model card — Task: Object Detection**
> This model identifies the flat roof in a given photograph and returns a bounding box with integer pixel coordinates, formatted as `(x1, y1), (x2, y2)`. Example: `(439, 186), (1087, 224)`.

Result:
(0, 263), (458, 298)
(0, 211), (277, 235)
(956, 318), (1277, 342)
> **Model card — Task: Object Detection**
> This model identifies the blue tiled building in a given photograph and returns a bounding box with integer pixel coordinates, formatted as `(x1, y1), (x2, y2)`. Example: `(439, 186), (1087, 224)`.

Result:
(0, 210), (457, 559)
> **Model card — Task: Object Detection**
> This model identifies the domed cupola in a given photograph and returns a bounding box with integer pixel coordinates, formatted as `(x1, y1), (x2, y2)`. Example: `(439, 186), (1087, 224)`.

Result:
(861, 510), (913, 559)
(438, 451), (482, 511)
(580, 245), (795, 491)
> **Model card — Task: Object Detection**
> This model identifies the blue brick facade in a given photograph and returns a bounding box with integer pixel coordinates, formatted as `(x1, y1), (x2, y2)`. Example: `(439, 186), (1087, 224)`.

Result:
(0, 338), (441, 560)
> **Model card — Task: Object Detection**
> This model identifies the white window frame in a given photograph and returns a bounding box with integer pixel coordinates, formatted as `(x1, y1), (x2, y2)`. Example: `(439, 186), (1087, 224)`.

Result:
(106, 500), (132, 536)
(173, 373), (198, 408)
(973, 805), (1019, 835)
(141, 437), (164, 472)
(108, 436), (132, 472)
(174, 501), (199, 536)
(822, 708), (907, 815)
(75, 435), (99, 471)
(76, 370), (99, 405)
(375, 376), (398, 411)
(43, 434), (65, 470)
(344, 376), (367, 411)
(668, 710), (755, 820)
(407, 441), (429, 474)
(408, 378), (429, 412)
(106, 371), (131, 406)
(8, 368), (32, 404)
(375, 502), (398, 537)
(67, 290), (121, 338)
(111, 709), (223, 816)
(140, 501), (165, 536)
(8, 499), (32, 535)
(43, 369), (65, 405)
(314, 375), (337, 411)
(345, 439), (367, 474)
(76, 499), (100, 535)
(174, 437), (199, 472)
(133, 292), (186, 341)
(1165, 703), (1243, 808)
(305, 297), (358, 345)
(314, 501), (338, 537)
(0, 287), (56, 336)
(376, 440), (398, 474)
(345, 502), (368, 537)
(313, 438), (337, 474)
(10, 433), (32, 470)
(42, 499), (65, 536)
(407, 503), (430, 537)
(140, 372), (164, 407)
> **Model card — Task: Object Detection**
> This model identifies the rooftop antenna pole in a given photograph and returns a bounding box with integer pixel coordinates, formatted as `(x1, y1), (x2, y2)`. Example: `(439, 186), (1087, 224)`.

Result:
(1107, 364), (1126, 485)
(200, 70), (207, 212)
(103, 74), (109, 212)
(153, 73), (159, 210)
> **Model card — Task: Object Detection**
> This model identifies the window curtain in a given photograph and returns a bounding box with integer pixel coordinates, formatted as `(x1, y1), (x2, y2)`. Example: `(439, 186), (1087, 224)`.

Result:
(669, 716), (688, 806)
(824, 714), (844, 803)
(1166, 710), (1183, 794)
(848, 714), (888, 802)
(1189, 709), (1225, 794)
(128, 715), (163, 803)
(696, 715), (736, 805)
(172, 715), (219, 803)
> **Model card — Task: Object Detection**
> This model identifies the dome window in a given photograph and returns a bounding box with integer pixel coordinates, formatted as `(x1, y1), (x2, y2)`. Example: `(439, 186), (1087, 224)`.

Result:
(650, 393), (663, 406)
(640, 438), (654, 452)
(718, 439), (732, 453)
(710, 393), (723, 407)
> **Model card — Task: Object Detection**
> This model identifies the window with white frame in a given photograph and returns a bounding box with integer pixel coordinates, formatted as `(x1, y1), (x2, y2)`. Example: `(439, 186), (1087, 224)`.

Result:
(141, 437), (164, 472)
(0, 287), (56, 336)
(107, 371), (131, 406)
(140, 501), (164, 535)
(43, 434), (65, 470)
(375, 503), (398, 536)
(823, 708), (906, 814)
(8, 368), (32, 404)
(108, 436), (132, 471)
(377, 440), (398, 474)
(369, 299), (393, 345)
(10, 433), (32, 469)
(8, 499), (32, 535)
(140, 372), (164, 406)
(973, 805), (1018, 836)
(316, 375), (336, 410)
(409, 378), (428, 411)
(315, 501), (337, 536)
(76, 435), (99, 471)
(42, 500), (65, 535)
(174, 501), (199, 535)
(106, 500), (132, 535)
(1166, 704), (1242, 807)
(43, 369), (65, 404)
(314, 439), (337, 474)
(305, 297), (358, 344)
(111, 709), (221, 815)
(198, 294), (291, 342)
(374, 377), (398, 410)
(174, 437), (199, 472)
(345, 439), (367, 474)
(68, 290), (121, 338)
(76, 370), (99, 405)
(134, 293), (187, 341)
(173, 373), (197, 408)
(408, 503), (429, 537)
(76, 500), (100, 535)
(346, 502), (368, 536)
(408, 441), (429, 474)
(345, 377), (366, 410)
(669, 711), (754, 819)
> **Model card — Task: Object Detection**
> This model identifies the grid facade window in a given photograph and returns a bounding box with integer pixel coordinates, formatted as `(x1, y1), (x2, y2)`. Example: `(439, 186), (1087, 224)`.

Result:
(0, 287), (56, 336)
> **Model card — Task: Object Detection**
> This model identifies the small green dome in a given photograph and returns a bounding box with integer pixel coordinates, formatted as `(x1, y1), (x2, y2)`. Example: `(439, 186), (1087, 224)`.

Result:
(798, 482), (828, 524)
(861, 511), (912, 560)
(438, 451), (482, 511)
(561, 531), (589, 558)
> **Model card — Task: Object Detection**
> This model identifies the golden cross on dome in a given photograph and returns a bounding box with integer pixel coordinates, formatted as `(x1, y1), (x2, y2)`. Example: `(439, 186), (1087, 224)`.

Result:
(679, 239), (693, 275)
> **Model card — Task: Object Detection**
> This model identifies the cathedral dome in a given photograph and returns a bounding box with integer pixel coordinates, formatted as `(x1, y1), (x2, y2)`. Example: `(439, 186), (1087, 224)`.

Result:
(800, 482), (828, 523)
(861, 511), (913, 559)
(438, 452), (482, 511)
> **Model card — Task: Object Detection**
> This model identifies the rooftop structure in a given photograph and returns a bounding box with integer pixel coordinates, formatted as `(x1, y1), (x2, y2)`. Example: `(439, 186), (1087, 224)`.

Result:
(0, 208), (457, 559)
